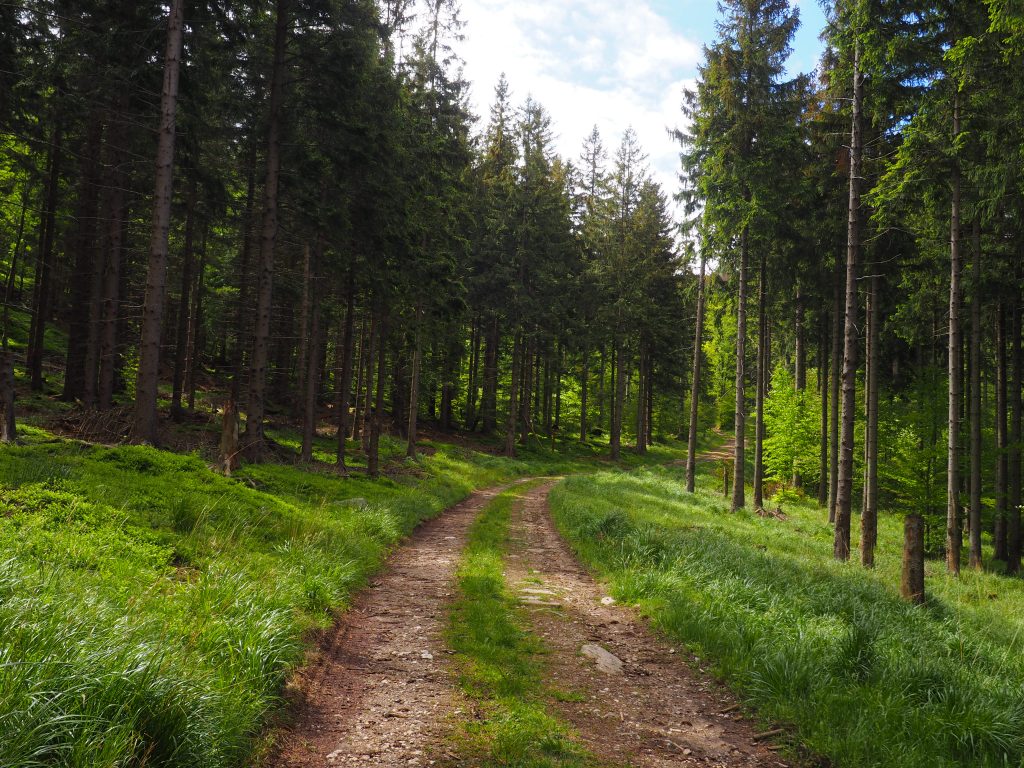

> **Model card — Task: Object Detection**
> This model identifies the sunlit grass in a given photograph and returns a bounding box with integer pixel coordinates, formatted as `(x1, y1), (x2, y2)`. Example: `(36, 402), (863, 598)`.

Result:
(549, 465), (1024, 768)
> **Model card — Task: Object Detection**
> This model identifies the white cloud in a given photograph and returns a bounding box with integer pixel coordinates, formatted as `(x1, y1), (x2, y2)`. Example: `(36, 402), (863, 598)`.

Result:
(449, 0), (700, 213)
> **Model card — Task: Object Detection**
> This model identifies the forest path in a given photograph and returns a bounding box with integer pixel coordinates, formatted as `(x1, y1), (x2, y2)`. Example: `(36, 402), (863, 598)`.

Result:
(506, 481), (790, 768)
(267, 482), (521, 768)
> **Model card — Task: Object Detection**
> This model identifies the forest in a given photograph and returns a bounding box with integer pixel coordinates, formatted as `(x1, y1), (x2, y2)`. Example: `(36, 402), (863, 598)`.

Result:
(1, 0), (1024, 767)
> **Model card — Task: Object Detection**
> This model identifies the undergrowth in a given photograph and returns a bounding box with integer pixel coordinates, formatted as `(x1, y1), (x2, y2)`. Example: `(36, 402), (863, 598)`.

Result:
(549, 466), (1024, 768)
(447, 482), (597, 768)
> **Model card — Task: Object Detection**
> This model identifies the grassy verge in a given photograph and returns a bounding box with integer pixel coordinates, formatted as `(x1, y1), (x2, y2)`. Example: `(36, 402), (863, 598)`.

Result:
(548, 466), (1024, 768)
(447, 482), (598, 768)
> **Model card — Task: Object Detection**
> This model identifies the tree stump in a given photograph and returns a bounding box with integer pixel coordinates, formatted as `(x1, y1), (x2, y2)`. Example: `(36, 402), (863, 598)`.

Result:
(901, 514), (925, 604)
(0, 349), (15, 442)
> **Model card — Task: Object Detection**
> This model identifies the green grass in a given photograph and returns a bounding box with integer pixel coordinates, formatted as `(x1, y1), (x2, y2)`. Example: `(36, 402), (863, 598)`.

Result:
(548, 465), (1024, 768)
(447, 482), (598, 768)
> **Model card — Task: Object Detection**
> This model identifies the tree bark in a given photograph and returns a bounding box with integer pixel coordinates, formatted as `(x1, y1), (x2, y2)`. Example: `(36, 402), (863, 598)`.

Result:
(1009, 288), (1022, 575)
(1, 192), (28, 348)
(580, 346), (589, 441)
(829, 257), (842, 521)
(244, 0), (289, 459)
(795, 286), (806, 391)
(28, 116), (63, 392)
(295, 243), (312, 419)
(359, 314), (378, 452)
(635, 344), (647, 455)
(504, 330), (521, 457)
(465, 318), (481, 429)
(185, 233), (206, 412)
(732, 226), (749, 511)
(97, 144), (127, 412)
(301, 242), (322, 463)
(835, 40), (862, 560)
(171, 186), (197, 420)
(862, 273), (880, 567)
(686, 253), (707, 493)
(0, 349), (15, 442)
(131, 0), (185, 443)
(818, 314), (829, 506)
(482, 316), (499, 433)
(901, 514), (925, 605)
(611, 333), (626, 460)
(336, 275), (356, 472)
(230, 148), (258, 403)
(995, 301), (1008, 560)
(406, 311), (423, 458)
(968, 220), (983, 570)
(754, 251), (767, 509)
(945, 91), (963, 576)
(368, 313), (387, 478)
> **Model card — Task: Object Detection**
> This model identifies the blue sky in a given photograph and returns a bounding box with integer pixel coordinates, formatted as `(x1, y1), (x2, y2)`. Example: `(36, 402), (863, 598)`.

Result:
(453, 0), (828, 207)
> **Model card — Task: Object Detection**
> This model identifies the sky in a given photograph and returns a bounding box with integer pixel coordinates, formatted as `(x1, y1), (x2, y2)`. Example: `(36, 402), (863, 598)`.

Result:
(451, 0), (828, 214)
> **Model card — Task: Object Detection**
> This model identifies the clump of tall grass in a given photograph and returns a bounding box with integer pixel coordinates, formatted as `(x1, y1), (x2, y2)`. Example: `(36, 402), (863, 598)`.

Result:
(550, 468), (1024, 768)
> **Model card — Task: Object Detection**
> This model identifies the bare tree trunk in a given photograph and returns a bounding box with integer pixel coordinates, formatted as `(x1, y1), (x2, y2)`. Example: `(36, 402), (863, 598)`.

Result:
(598, 346), (606, 430)
(351, 316), (367, 441)
(171, 187), (197, 420)
(336, 276), (356, 472)
(301, 242), (322, 462)
(465, 318), (480, 429)
(829, 258), (842, 521)
(28, 116), (63, 392)
(1, 192), (28, 348)
(406, 311), (422, 459)
(610, 333), (626, 460)
(0, 349), (15, 442)
(185, 233), (206, 412)
(635, 344), (647, 455)
(732, 226), (749, 511)
(243, 0), (289, 459)
(687, 253), (707, 492)
(368, 314), (387, 478)
(818, 315), (829, 506)
(580, 346), (589, 442)
(295, 243), (312, 419)
(835, 41), (862, 560)
(482, 316), (499, 433)
(862, 273), (880, 567)
(504, 330), (521, 457)
(1009, 289), (1022, 575)
(901, 514), (925, 605)
(97, 157), (126, 412)
(754, 251), (767, 510)
(995, 301), (1008, 560)
(360, 314), (378, 452)
(968, 220), (983, 570)
(132, 0), (185, 443)
(230, 148), (258, 403)
(795, 286), (806, 391)
(945, 91), (963, 576)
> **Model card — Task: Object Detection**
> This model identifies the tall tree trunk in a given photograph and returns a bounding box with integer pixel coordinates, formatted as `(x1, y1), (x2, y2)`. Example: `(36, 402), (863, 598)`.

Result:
(1009, 289), (1022, 575)
(171, 186), (197, 420)
(301, 241), (322, 462)
(504, 330), (521, 458)
(732, 226), (749, 511)
(818, 315), (829, 506)
(635, 344), (647, 455)
(754, 251), (767, 510)
(945, 91), (963, 576)
(995, 301), (1008, 560)
(610, 334), (625, 460)
(1, 191), (28, 348)
(97, 157), (126, 412)
(230, 148), (258, 403)
(295, 243), (312, 419)
(968, 220), (983, 570)
(835, 41), (863, 560)
(465, 318), (480, 429)
(580, 346), (589, 441)
(482, 316), (499, 433)
(406, 310), (422, 458)
(131, 0), (185, 443)
(687, 252), (707, 492)
(185, 240), (206, 412)
(862, 273), (880, 567)
(795, 286), (806, 391)
(0, 349), (15, 442)
(359, 314), (378, 450)
(598, 346), (606, 430)
(829, 258), (842, 521)
(367, 314), (387, 478)
(336, 275), (356, 471)
(901, 514), (925, 604)
(28, 116), (64, 392)
(243, 0), (289, 459)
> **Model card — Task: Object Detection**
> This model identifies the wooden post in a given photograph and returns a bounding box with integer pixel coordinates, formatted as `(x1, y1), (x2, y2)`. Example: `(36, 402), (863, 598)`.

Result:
(901, 514), (925, 605)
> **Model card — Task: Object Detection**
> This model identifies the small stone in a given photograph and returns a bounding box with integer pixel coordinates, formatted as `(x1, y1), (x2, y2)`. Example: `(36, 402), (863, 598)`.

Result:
(581, 643), (624, 675)
(600, 596), (616, 605)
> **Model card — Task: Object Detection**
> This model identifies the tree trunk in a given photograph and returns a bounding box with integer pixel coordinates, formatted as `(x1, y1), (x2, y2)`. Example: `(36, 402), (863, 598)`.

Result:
(835, 41), (862, 560)
(97, 157), (126, 412)
(243, 0), (289, 459)
(360, 314), (378, 452)
(754, 251), (767, 510)
(351, 316), (367, 442)
(335, 275), (356, 472)
(482, 316), (499, 433)
(611, 334), (626, 460)
(1009, 289), (1022, 575)
(580, 346), (589, 441)
(968, 220), (983, 570)
(28, 116), (63, 392)
(295, 243), (312, 419)
(368, 314), (387, 478)
(945, 91), (963, 576)
(795, 286), (806, 391)
(301, 242), (322, 463)
(504, 330), (521, 458)
(598, 346), (606, 430)
(230, 148), (258, 403)
(635, 344), (647, 455)
(406, 312), (422, 459)
(829, 257), (842, 521)
(862, 273), (880, 567)
(687, 253), (707, 493)
(732, 226), (749, 512)
(901, 514), (925, 605)
(818, 315), (829, 506)
(465, 318), (480, 429)
(995, 301), (1008, 560)
(131, 0), (185, 443)
(171, 186), (197, 420)
(0, 349), (15, 442)
(185, 233), (206, 412)
(1, 192), (28, 348)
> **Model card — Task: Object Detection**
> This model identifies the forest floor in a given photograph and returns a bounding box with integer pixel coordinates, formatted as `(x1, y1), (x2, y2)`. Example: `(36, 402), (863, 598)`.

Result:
(267, 452), (792, 768)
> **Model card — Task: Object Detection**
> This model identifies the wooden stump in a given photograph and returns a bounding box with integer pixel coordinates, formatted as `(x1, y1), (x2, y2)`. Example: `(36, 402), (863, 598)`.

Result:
(901, 514), (925, 604)
(0, 349), (15, 443)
